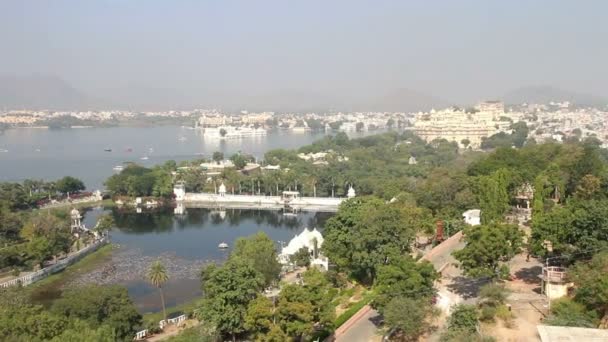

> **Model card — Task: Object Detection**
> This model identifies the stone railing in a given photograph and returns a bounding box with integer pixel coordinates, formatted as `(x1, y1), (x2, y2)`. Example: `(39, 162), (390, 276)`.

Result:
(0, 237), (108, 288)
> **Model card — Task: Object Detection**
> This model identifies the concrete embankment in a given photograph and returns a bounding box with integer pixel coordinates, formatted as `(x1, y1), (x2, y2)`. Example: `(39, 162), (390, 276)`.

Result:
(180, 193), (344, 212)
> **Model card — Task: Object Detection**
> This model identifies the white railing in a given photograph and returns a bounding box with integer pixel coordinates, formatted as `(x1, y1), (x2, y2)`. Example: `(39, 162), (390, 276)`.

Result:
(134, 329), (148, 340)
(167, 314), (187, 325)
(0, 237), (108, 288)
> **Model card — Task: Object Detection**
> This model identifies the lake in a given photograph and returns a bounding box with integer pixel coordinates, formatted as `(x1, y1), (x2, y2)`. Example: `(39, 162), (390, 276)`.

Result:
(78, 206), (333, 313)
(0, 126), (377, 189)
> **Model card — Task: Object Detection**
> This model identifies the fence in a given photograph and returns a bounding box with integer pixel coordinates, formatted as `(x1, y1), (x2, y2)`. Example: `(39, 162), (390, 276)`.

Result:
(0, 237), (108, 288)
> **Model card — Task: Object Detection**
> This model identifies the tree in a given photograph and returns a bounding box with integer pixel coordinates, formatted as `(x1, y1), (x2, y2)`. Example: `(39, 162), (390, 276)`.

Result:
(569, 251), (608, 326)
(95, 213), (115, 236)
(461, 138), (470, 148)
(440, 304), (479, 341)
(21, 214), (72, 267)
(384, 297), (433, 341)
(355, 122), (364, 132)
(219, 128), (227, 137)
(55, 176), (85, 195)
(289, 247), (311, 268)
(453, 223), (523, 279)
(473, 169), (510, 224)
(374, 256), (438, 311)
(276, 284), (315, 340)
(147, 260), (169, 321)
(212, 151), (224, 165)
(575, 174), (601, 199)
(198, 259), (264, 341)
(544, 298), (597, 328)
(244, 295), (275, 340)
(231, 232), (282, 287)
(51, 285), (141, 340)
(230, 153), (247, 170)
(323, 197), (417, 283)
(530, 199), (608, 258)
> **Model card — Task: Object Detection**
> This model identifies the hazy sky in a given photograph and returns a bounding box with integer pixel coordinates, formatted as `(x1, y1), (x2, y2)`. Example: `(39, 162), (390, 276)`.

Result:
(1, 0), (607, 107)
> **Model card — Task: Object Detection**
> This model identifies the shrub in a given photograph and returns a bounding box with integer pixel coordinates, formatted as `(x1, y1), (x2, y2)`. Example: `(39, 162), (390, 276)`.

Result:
(479, 284), (508, 307)
(479, 306), (496, 322)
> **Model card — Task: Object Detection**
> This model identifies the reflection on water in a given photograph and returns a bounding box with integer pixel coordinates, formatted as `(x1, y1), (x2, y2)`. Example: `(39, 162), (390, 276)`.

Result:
(77, 207), (332, 312)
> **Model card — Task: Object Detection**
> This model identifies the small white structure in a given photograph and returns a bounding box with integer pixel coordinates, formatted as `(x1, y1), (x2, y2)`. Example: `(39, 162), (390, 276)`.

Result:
(408, 156), (418, 165)
(70, 208), (84, 232)
(218, 182), (227, 196)
(462, 209), (481, 226)
(540, 266), (572, 300)
(174, 182), (186, 201)
(347, 186), (356, 199)
(280, 228), (327, 269)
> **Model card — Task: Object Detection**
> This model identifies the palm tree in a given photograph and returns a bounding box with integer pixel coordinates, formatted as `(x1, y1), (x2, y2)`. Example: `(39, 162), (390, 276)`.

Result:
(147, 260), (169, 321)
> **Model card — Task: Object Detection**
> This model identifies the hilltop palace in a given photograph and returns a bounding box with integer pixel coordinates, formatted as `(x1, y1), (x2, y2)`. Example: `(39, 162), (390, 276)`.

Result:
(412, 101), (511, 149)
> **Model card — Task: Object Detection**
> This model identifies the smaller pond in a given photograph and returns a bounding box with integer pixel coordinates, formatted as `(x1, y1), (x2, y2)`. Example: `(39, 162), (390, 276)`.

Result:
(75, 206), (332, 312)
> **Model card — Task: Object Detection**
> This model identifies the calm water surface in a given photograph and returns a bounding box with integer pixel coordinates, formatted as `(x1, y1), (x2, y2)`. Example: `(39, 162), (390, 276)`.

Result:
(0, 126), (376, 189)
(80, 207), (332, 313)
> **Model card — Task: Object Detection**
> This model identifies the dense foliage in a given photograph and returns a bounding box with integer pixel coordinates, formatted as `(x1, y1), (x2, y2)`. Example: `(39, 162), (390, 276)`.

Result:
(105, 162), (174, 197)
(0, 176), (87, 210)
(0, 285), (140, 342)
(453, 222), (523, 279)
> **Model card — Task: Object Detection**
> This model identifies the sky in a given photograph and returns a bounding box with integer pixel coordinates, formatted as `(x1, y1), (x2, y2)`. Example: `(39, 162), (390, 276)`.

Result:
(0, 0), (607, 109)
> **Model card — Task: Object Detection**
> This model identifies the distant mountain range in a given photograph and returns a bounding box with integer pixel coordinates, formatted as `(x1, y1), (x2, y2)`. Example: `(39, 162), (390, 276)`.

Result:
(503, 86), (607, 106)
(1, 74), (605, 112)
(0, 74), (91, 110)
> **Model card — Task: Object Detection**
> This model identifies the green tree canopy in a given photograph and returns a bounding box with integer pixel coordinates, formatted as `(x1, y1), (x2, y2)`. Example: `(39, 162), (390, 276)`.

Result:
(453, 222), (523, 278)
(231, 232), (282, 287)
(198, 259), (265, 341)
(51, 285), (141, 341)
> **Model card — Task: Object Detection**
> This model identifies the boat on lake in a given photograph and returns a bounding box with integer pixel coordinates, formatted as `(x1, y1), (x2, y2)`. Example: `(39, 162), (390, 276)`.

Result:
(113, 165), (124, 172)
(218, 242), (229, 249)
(104, 148), (112, 152)
(140, 156), (149, 160)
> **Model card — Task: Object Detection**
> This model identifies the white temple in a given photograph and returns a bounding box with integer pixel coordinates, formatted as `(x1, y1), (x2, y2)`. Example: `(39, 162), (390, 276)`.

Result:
(347, 186), (356, 199)
(279, 227), (328, 270)
(218, 182), (226, 196)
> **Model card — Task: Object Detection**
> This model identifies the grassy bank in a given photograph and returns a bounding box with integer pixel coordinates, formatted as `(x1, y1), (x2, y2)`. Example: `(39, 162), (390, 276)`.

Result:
(143, 299), (201, 322)
(334, 292), (375, 329)
(28, 243), (115, 306)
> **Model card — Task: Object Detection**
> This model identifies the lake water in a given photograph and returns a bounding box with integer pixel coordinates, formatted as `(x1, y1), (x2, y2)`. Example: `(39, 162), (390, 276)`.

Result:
(0, 126), (377, 189)
(0, 125), (357, 313)
(79, 206), (332, 313)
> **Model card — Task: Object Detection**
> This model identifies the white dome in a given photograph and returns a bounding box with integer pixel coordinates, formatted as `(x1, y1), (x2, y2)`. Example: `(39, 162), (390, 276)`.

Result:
(281, 227), (324, 257)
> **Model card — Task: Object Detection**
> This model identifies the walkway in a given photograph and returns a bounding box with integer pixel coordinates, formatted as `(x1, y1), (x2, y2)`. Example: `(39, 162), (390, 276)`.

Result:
(335, 306), (383, 342)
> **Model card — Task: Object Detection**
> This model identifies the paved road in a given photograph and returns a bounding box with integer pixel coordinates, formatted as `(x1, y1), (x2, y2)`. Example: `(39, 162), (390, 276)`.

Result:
(335, 307), (383, 342)
(335, 232), (467, 342)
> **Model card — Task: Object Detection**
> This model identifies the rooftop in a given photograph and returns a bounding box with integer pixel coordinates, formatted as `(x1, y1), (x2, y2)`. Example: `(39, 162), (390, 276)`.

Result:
(537, 325), (608, 341)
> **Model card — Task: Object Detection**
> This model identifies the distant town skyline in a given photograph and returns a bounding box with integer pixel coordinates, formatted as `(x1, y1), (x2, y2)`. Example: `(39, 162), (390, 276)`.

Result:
(1, 1), (607, 110)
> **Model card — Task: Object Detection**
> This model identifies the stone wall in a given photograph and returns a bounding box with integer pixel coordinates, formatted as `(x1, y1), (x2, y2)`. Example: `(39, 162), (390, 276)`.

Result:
(0, 237), (109, 288)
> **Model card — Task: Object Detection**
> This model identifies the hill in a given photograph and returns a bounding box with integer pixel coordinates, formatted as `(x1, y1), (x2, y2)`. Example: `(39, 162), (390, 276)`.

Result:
(0, 74), (91, 110)
(504, 85), (607, 106)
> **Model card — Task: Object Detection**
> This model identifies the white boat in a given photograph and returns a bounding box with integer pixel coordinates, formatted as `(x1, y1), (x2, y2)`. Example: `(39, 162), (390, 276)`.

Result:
(178, 136), (187, 142)
(140, 156), (149, 160)
(0, 149), (8, 153)
(113, 165), (124, 171)
(218, 242), (229, 249)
